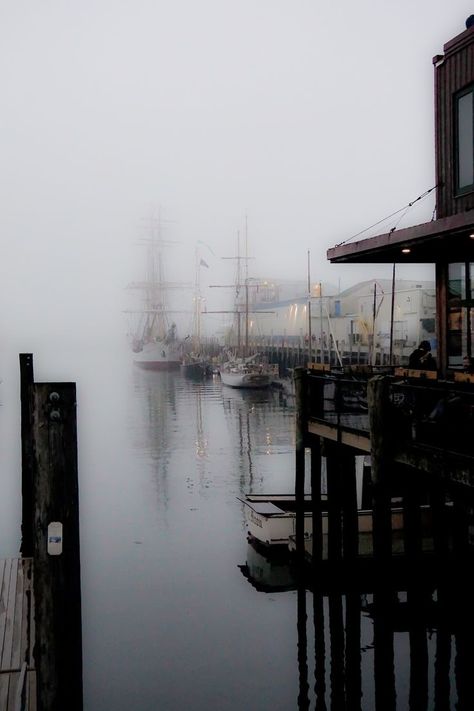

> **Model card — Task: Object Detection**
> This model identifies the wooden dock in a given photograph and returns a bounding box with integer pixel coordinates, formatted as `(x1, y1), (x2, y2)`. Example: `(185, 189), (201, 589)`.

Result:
(0, 558), (36, 711)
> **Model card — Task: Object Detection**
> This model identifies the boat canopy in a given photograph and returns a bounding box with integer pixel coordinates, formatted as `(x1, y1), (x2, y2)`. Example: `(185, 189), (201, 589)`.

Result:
(237, 499), (284, 516)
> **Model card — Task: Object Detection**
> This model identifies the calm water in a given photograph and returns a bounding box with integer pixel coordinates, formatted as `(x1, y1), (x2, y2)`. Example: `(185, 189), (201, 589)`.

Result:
(1, 352), (472, 709)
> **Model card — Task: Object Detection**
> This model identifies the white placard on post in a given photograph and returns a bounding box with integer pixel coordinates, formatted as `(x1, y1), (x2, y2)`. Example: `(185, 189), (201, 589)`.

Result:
(47, 522), (63, 555)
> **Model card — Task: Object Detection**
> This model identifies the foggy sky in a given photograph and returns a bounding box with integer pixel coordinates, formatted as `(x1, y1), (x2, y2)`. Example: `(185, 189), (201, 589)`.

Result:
(1, 0), (472, 352)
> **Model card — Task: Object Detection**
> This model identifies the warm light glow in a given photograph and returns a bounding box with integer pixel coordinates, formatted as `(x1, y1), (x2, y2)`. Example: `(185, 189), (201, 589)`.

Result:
(401, 248), (411, 254)
(470, 234), (474, 239)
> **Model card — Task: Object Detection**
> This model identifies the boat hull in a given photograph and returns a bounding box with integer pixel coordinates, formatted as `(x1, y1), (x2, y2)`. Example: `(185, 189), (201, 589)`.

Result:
(220, 371), (272, 388)
(238, 495), (316, 546)
(133, 341), (181, 371)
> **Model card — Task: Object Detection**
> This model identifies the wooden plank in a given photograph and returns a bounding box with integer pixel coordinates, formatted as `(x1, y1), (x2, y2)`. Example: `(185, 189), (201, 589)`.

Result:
(13, 662), (27, 711)
(0, 674), (10, 710)
(20, 560), (33, 669)
(0, 559), (12, 666)
(1, 559), (18, 671)
(10, 561), (24, 671)
(7, 670), (19, 711)
(28, 670), (37, 711)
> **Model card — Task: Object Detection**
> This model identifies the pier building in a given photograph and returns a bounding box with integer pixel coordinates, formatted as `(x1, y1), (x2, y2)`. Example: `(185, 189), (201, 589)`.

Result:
(294, 16), (474, 572)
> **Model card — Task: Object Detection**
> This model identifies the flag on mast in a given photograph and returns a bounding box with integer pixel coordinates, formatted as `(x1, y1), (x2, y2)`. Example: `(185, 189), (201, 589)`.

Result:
(200, 258), (209, 268)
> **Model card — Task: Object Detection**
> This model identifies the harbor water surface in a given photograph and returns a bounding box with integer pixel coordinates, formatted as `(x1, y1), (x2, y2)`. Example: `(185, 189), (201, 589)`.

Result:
(0, 351), (468, 709)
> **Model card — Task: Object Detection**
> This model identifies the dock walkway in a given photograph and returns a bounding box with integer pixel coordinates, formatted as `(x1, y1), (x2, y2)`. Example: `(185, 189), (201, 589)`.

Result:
(0, 558), (36, 710)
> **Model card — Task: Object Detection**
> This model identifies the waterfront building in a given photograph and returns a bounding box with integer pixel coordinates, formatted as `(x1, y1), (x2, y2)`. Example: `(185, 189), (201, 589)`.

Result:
(238, 276), (435, 365)
(295, 15), (474, 573)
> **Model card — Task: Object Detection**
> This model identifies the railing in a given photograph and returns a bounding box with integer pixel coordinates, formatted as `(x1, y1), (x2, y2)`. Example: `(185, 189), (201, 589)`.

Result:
(306, 368), (474, 457)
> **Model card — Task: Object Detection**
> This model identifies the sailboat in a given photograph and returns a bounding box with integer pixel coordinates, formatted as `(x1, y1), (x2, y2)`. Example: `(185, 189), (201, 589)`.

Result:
(128, 219), (182, 371)
(218, 222), (276, 388)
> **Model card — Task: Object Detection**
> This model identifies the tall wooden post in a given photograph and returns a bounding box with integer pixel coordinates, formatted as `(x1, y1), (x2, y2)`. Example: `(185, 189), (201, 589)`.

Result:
(341, 450), (358, 561)
(20, 354), (35, 556)
(310, 441), (323, 565)
(326, 443), (343, 561)
(33, 382), (83, 711)
(367, 375), (393, 561)
(294, 368), (307, 562)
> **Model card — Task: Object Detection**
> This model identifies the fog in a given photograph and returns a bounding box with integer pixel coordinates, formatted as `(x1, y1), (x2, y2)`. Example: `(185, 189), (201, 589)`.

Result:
(0, 3), (472, 543)
(1, 2), (471, 349)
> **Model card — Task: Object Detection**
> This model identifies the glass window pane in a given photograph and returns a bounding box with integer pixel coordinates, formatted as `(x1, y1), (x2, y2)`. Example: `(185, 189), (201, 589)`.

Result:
(448, 263), (466, 301)
(458, 91), (474, 189)
(448, 306), (463, 366)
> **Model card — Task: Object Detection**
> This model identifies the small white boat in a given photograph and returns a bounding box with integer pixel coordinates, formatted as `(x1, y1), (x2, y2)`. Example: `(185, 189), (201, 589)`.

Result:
(220, 357), (277, 389)
(237, 494), (325, 546)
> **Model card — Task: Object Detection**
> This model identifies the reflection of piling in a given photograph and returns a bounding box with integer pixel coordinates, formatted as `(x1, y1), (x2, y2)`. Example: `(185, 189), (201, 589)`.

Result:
(20, 354), (83, 711)
(328, 592), (345, 709)
(372, 589), (396, 710)
(297, 585), (310, 710)
(345, 593), (361, 709)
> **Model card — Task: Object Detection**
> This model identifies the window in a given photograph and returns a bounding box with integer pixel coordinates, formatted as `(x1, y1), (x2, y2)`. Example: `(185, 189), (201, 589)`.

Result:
(455, 86), (474, 194)
(448, 262), (473, 366)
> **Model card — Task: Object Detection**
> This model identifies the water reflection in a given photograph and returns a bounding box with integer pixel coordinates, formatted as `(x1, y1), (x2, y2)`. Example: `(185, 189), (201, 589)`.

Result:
(290, 565), (474, 709)
(82, 368), (474, 710)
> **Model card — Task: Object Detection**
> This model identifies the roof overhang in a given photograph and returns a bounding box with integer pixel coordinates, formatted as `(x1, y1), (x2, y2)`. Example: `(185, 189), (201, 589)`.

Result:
(327, 212), (474, 264)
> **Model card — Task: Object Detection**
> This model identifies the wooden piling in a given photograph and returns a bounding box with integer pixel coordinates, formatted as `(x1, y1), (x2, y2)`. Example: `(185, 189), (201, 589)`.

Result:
(32, 381), (83, 711)
(310, 441), (323, 565)
(367, 376), (393, 561)
(294, 368), (307, 562)
(20, 354), (35, 558)
(20, 356), (83, 711)
(326, 443), (343, 561)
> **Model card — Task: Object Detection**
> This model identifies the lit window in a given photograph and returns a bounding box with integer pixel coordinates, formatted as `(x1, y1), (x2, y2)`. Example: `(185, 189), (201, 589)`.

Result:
(448, 262), (473, 366)
(455, 86), (474, 193)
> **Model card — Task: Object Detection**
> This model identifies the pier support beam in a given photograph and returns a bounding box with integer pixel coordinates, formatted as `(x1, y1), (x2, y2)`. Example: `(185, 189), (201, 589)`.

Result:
(294, 368), (307, 563)
(367, 376), (393, 562)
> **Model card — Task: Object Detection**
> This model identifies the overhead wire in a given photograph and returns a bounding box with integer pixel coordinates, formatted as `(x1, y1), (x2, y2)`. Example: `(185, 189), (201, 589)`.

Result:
(334, 184), (437, 247)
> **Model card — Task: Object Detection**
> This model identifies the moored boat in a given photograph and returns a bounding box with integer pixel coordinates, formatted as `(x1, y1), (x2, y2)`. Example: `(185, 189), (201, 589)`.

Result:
(180, 353), (210, 379)
(237, 494), (324, 546)
(127, 217), (183, 371)
(220, 356), (277, 389)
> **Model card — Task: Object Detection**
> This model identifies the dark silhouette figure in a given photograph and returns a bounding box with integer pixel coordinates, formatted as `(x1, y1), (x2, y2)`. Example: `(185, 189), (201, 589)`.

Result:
(408, 340), (436, 370)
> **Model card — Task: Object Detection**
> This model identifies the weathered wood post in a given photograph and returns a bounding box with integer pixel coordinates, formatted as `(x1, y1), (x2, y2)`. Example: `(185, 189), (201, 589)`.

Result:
(341, 450), (358, 561)
(294, 367), (307, 562)
(310, 441), (323, 565)
(325, 442), (343, 561)
(32, 379), (83, 710)
(367, 375), (393, 561)
(20, 354), (35, 557)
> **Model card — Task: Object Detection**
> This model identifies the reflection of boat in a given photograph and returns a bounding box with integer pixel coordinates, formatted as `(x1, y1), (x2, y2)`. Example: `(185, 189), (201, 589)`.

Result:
(128, 217), (182, 371)
(238, 540), (297, 592)
(237, 494), (323, 546)
(220, 356), (277, 389)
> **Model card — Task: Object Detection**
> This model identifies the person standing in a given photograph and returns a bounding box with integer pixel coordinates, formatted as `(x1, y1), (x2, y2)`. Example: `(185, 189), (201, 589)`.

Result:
(408, 340), (436, 370)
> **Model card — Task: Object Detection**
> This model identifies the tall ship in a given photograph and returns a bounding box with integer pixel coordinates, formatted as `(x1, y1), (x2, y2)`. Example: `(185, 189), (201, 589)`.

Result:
(127, 219), (182, 370)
